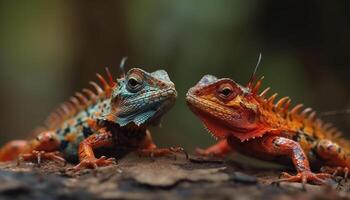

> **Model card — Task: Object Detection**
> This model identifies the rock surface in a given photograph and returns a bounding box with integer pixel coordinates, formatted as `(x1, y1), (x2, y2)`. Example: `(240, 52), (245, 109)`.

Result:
(0, 153), (349, 200)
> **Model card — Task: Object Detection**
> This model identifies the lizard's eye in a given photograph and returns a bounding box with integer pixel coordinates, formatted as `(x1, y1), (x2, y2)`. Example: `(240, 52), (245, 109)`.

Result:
(220, 87), (232, 96)
(217, 84), (235, 99)
(127, 76), (143, 92)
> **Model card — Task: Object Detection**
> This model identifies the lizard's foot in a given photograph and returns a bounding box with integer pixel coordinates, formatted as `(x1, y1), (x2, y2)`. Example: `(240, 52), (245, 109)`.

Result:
(321, 166), (349, 182)
(273, 171), (331, 189)
(137, 147), (188, 161)
(69, 156), (116, 172)
(19, 150), (66, 167)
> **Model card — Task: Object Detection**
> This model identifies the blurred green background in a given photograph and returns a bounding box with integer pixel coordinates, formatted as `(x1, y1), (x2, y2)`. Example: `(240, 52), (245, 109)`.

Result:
(0, 0), (349, 151)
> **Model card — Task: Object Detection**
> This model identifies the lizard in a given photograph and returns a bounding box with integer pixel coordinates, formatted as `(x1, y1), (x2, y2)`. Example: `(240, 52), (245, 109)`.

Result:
(0, 60), (184, 170)
(186, 61), (350, 186)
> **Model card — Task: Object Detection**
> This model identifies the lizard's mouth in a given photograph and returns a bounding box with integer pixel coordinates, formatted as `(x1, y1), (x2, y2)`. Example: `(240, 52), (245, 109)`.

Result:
(147, 91), (177, 126)
(186, 94), (236, 139)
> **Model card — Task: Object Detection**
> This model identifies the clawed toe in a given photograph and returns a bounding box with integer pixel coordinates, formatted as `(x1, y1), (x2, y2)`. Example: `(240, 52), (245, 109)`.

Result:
(69, 156), (117, 172)
(321, 166), (349, 182)
(19, 151), (66, 167)
(273, 171), (331, 189)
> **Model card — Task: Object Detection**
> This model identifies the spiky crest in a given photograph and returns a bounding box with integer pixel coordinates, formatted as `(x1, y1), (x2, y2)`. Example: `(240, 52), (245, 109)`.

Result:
(248, 75), (348, 148)
(44, 67), (117, 129)
(259, 87), (270, 97)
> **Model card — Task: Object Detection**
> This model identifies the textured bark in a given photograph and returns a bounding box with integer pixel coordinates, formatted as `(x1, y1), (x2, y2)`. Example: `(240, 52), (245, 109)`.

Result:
(0, 154), (349, 200)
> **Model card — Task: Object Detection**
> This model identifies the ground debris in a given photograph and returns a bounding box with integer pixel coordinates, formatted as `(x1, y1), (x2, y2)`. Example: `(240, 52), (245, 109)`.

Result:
(0, 153), (349, 200)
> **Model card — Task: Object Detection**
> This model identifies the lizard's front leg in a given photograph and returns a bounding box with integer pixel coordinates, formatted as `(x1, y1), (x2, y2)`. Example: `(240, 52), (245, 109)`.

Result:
(137, 130), (188, 160)
(257, 135), (331, 187)
(71, 129), (116, 171)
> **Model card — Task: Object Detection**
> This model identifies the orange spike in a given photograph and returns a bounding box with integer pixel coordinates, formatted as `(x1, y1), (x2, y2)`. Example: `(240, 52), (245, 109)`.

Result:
(60, 104), (70, 115)
(96, 73), (113, 97)
(267, 93), (278, 105)
(69, 96), (81, 108)
(89, 81), (103, 94)
(252, 76), (264, 94)
(307, 111), (317, 121)
(259, 87), (270, 98)
(284, 99), (291, 110)
(332, 131), (342, 138)
(275, 96), (289, 109)
(315, 119), (322, 127)
(291, 104), (303, 115)
(328, 127), (338, 135)
(56, 108), (65, 118)
(323, 123), (332, 130)
(301, 107), (313, 118)
(62, 103), (71, 115)
(64, 102), (76, 115)
(75, 92), (89, 105)
(82, 88), (97, 100)
(51, 112), (60, 121)
(105, 67), (115, 87)
(96, 73), (109, 89)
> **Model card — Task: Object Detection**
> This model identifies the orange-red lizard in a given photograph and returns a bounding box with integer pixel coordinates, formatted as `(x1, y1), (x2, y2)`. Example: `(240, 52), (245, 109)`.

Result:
(186, 62), (349, 186)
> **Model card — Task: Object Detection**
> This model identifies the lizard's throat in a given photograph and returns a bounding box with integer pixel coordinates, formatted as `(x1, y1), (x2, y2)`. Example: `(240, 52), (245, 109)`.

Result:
(200, 114), (268, 142)
(187, 101), (267, 142)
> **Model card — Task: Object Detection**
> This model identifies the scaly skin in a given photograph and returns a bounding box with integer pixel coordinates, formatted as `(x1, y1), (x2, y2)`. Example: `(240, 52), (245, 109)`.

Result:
(186, 74), (350, 186)
(0, 66), (182, 170)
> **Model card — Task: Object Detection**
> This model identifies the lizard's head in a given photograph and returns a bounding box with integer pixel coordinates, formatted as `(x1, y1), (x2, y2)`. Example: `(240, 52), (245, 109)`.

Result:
(186, 75), (266, 141)
(109, 68), (177, 127)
